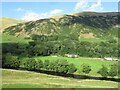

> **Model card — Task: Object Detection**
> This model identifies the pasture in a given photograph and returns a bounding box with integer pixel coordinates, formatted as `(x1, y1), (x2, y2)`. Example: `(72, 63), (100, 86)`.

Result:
(2, 69), (118, 88)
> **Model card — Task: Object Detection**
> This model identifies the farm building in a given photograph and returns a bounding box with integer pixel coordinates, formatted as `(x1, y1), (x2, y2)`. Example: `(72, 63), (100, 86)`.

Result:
(65, 54), (78, 58)
(103, 57), (120, 61)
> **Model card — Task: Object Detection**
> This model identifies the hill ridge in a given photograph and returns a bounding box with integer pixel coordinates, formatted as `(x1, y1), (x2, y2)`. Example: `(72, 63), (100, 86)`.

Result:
(3, 12), (119, 38)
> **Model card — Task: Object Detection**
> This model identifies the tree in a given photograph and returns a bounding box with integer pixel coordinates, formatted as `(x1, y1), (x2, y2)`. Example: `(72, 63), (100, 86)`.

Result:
(33, 43), (48, 56)
(24, 58), (37, 70)
(98, 65), (108, 78)
(3, 53), (20, 68)
(108, 64), (118, 78)
(36, 59), (43, 70)
(48, 60), (56, 71)
(81, 63), (91, 74)
(56, 59), (69, 74)
(43, 60), (50, 70)
(118, 63), (120, 76)
(67, 63), (77, 74)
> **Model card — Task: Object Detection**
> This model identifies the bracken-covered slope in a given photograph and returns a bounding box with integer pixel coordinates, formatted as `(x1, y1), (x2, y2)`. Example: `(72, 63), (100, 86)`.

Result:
(3, 12), (120, 39)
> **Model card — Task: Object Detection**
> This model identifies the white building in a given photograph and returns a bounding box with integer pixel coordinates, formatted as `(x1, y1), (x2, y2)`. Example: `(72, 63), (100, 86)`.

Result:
(65, 54), (78, 58)
(104, 57), (120, 61)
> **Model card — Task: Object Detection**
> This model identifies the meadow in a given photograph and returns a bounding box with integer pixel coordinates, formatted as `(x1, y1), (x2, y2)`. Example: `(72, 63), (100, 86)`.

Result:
(2, 69), (118, 88)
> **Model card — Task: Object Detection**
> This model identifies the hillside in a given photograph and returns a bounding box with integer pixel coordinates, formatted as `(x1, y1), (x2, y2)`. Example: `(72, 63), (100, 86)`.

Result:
(3, 12), (119, 39)
(0, 17), (24, 32)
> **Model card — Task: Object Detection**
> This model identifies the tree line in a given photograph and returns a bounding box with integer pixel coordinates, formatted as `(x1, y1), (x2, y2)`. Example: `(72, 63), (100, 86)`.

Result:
(2, 34), (119, 58)
(27, 34), (118, 58)
(2, 53), (119, 78)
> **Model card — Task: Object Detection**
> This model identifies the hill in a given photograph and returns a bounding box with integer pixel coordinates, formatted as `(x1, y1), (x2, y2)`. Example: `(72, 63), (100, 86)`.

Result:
(3, 12), (119, 39)
(0, 17), (24, 32)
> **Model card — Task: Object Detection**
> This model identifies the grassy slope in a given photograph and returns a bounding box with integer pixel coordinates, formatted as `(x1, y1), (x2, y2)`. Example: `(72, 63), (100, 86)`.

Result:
(33, 56), (118, 76)
(1, 34), (31, 44)
(79, 38), (105, 43)
(0, 17), (24, 31)
(2, 69), (118, 88)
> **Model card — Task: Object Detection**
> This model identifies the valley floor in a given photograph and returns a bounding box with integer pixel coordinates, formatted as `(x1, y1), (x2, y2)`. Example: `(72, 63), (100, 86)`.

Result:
(1, 69), (119, 88)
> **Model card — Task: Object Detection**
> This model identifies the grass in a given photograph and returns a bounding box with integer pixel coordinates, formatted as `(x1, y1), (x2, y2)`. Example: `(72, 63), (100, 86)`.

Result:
(0, 17), (24, 31)
(1, 34), (31, 44)
(33, 56), (118, 76)
(79, 38), (105, 43)
(2, 69), (119, 88)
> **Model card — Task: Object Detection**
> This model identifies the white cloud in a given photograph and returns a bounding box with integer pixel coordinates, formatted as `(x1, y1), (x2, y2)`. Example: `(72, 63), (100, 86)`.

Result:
(16, 8), (24, 12)
(87, 0), (103, 11)
(22, 9), (63, 21)
(74, 0), (88, 11)
(22, 12), (41, 21)
(74, 0), (103, 12)
(50, 9), (63, 15)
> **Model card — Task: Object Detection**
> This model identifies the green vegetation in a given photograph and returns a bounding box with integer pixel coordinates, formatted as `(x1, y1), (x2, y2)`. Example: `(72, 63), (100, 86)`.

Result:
(36, 59), (44, 70)
(2, 69), (118, 88)
(2, 53), (20, 69)
(21, 58), (77, 74)
(3, 12), (119, 39)
(81, 63), (91, 75)
(27, 34), (118, 58)
(2, 53), (119, 78)
(33, 56), (117, 76)
(2, 12), (120, 88)
(97, 65), (108, 78)
(24, 58), (38, 70)
(97, 64), (119, 78)
(67, 63), (77, 74)
(108, 64), (118, 78)
(79, 38), (105, 43)
(2, 34), (31, 44)
(2, 12), (119, 58)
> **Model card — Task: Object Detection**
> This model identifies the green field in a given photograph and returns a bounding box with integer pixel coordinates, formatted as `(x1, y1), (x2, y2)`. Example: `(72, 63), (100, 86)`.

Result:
(2, 69), (118, 88)
(1, 34), (31, 44)
(33, 56), (118, 76)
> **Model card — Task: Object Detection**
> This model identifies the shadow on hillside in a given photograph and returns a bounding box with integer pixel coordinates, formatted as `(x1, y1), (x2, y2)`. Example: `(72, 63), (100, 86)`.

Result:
(16, 67), (120, 83)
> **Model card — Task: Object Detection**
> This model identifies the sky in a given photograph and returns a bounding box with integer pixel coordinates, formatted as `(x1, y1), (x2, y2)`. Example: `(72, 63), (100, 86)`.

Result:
(2, 1), (118, 21)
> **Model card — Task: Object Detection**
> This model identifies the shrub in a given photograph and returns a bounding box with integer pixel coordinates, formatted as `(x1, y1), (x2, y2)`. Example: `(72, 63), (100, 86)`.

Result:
(108, 64), (118, 78)
(56, 59), (69, 74)
(43, 60), (50, 70)
(24, 58), (37, 70)
(67, 63), (77, 74)
(48, 60), (56, 71)
(3, 53), (20, 68)
(98, 65), (108, 78)
(36, 59), (43, 70)
(81, 63), (91, 74)
(118, 63), (120, 76)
